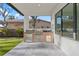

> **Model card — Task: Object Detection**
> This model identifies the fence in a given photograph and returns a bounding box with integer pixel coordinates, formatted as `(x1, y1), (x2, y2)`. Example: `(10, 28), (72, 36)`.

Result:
(24, 29), (54, 43)
(0, 29), (23, 37)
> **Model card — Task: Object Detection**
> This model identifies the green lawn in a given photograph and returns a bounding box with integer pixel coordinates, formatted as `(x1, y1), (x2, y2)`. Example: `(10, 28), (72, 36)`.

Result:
(0, 37), (22, 56)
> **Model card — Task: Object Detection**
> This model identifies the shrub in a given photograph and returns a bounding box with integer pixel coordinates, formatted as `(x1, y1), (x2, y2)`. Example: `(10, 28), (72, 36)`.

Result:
(1, 28), (11, 36)
(16, 28), (23, 37)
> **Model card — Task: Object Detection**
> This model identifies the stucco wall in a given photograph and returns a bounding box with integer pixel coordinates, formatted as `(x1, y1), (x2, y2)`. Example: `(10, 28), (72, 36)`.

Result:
(24, 31), (53, 43)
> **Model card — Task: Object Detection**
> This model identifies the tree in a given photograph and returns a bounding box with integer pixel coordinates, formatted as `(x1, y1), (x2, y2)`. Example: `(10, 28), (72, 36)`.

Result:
(63, 21), (73, 28)
(2, 28), (11, 36)
(16, 28), (23, 37)
(0, 4), (10, 28)
(30, 16), (38, 41)
(8, 15), (15, 20)
(31, 16), (38, 28)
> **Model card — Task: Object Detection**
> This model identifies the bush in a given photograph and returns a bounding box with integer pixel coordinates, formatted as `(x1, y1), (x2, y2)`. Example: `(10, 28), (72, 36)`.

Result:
(0, 28), (24, 37)
(16, 28), (24, 37)
(1, 28), (11, 36)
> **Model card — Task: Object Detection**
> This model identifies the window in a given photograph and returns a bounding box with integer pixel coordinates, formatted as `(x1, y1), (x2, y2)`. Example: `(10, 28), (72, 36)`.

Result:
(62, 4), (73, 38)
(47, 26), (49, 28)
(55, 3), (79, 40)
(55, 11), (61, 34)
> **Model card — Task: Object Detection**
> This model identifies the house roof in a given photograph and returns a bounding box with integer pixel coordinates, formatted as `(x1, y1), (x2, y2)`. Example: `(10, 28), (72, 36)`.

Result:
(37, 19), (51, 23)
(29, 19), (51, 23)
(6, 19), (23, 23)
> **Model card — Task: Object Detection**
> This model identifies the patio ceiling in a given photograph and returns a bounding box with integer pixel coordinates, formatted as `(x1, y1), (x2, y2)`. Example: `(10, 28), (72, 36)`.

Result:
(11, 3), (66, 16)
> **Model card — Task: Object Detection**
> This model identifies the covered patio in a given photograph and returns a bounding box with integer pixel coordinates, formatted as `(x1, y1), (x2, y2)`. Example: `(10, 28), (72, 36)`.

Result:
(3, 3), (67, 56)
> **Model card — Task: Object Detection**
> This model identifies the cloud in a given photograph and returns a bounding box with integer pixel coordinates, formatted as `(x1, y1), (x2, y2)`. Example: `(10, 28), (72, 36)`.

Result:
(0, 24), (4, 27)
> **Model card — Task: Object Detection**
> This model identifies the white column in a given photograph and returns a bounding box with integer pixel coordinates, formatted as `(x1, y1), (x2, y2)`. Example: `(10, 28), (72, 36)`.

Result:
(24, 16), (29, 32)
(51, 15), (55, 32)
(51, 15), (55, 43)
(24, 16), (29, 42)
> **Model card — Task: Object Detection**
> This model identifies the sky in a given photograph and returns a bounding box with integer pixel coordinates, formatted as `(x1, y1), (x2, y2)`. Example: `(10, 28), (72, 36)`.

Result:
(0, 3), (23, 20)
(29, 16), (51, 22)
(57, 16), (61, 24)
(37, 16), (51, 22)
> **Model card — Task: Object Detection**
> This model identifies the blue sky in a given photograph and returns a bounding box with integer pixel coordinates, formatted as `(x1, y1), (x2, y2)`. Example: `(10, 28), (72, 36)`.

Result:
(37, 16), (51, 22)
(2, 4), (18, 15)
(57, 16), (61, 24)
(0, 3), (23, 20)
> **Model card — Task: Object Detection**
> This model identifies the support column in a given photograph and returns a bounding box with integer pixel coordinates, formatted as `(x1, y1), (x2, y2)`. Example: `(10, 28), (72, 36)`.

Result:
(51, 15), (55, 43)
(61, 9), (63, 36)
(73, 3), (77, 40)
(24, 16), (29, 42)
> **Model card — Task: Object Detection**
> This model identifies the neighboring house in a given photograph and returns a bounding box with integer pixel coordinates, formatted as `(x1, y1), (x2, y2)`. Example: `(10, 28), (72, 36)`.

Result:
(0, 19), (24, 29)
(6, 20), (23, 29)
(29, 19), (51, 28)
(0, 20), (24, 37)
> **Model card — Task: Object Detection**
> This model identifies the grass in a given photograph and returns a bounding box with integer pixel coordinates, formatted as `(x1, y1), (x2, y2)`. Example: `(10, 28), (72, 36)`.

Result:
(0, 37), (22, 56)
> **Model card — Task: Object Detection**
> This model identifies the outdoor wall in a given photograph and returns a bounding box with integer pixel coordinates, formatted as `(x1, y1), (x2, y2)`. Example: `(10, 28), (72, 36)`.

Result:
(7, 21), (23, 29)
(41, 32), (53, 43)
(54, 34), (79, 56)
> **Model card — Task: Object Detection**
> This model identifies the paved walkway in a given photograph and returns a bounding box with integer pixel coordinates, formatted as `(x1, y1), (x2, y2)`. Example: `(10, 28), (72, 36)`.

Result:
(4, 42), (66, 56)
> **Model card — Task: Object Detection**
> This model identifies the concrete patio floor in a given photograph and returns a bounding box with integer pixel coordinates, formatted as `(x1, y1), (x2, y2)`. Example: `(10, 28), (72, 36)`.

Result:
(4, 42), (66, 56)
